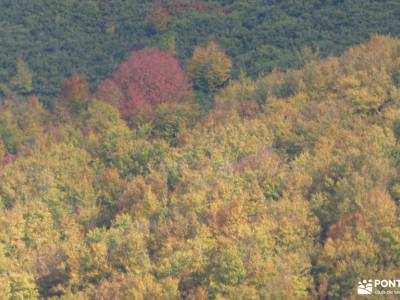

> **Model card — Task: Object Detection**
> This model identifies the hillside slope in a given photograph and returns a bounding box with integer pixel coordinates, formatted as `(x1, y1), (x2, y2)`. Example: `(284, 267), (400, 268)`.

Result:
(0, 35), (399, 299)
(1, 0), (400, 103)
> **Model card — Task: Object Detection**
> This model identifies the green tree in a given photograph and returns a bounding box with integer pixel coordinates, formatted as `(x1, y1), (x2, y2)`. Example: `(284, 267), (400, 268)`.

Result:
(11, 59), (33, 95)
(9, 273), (39, 300)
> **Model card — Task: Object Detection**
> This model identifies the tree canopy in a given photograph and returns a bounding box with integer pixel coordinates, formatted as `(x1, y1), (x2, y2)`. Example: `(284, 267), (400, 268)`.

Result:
(1, 0), (400, 105)
(0, 35), (399, 299)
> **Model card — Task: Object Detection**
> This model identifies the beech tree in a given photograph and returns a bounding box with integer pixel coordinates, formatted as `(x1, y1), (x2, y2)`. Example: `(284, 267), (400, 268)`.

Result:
(59, 73), (90, 114)
(114, 48), (191, 120)
(94, 79), (124, 107)
(188, 42), (232, 93)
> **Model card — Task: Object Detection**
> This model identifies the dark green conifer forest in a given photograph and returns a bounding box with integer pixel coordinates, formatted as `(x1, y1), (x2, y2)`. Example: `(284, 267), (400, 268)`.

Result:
(2, 0), (400, 102)
(0, 1), (400, 299)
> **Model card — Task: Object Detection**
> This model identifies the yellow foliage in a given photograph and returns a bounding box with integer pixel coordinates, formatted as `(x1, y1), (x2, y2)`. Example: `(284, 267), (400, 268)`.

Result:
(188, 42), (232, 92)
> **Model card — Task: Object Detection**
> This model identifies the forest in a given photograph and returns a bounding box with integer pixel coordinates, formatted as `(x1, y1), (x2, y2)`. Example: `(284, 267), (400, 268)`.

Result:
(2, 0), (400, 104)
(1, 1), (400, 300)
(1, 33), (400, 299)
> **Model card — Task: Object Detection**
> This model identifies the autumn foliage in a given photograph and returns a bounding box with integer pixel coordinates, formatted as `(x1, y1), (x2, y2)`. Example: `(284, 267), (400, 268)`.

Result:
(94, 79), (124, 107)
(188, 42), (232, 93)
(111, 48), (191, 120)
(3, 35), (400, 299)
(147, 2), (172, 32)
(59, 73), (89, 114)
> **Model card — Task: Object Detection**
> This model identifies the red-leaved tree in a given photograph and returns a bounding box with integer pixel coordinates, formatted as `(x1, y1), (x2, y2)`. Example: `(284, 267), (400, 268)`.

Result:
(113, 48), (192, 119)
(59, 73), (90, 114)
(94, 79), (124, 107)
